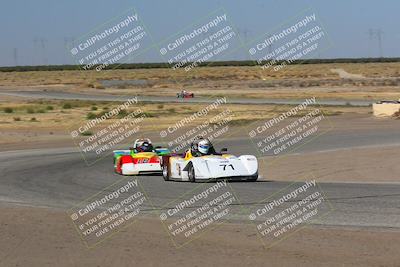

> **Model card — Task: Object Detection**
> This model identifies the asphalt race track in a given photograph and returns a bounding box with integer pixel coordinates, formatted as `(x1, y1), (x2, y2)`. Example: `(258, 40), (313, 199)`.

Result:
(1, 135), (399, 229)
(0, 90), (374, 106)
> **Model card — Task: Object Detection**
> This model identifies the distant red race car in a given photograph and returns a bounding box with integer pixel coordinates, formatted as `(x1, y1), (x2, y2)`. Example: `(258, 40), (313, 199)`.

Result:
(177, 90), (194, 98)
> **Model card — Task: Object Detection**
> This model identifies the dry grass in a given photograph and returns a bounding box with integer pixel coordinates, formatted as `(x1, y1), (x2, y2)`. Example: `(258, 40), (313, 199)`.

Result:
(0, 99), (367, 132)
(0, 63), (399, 101)
(0, 97), (370, 150)
(0, 62), (399, 84)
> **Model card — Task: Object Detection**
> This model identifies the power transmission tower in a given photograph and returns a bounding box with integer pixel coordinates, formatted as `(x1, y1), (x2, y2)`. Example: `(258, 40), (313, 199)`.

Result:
(266, 34), (273, 55)
(367, 28), (384, 58)
(40, 38), (48, 65)
(64, 37), (71, 64)
(240, 28), (251, 43)
(13, 48), (18, 66)
(33, 37), (39, 65)
(64, 37), (77, 64)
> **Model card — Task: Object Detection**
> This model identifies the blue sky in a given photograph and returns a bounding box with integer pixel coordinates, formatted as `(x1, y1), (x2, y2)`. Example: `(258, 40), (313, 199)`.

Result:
(1, 0), (399, 66)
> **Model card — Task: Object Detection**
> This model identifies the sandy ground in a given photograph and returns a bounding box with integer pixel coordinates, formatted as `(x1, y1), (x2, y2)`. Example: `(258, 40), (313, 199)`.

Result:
(0, 204), (399, 267)
(263, 145), (400, 183)
(330, 68), (365, 79)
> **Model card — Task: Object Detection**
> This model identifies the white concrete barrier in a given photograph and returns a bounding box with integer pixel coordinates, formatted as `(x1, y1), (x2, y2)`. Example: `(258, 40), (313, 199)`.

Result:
(373, 101), (400, 117)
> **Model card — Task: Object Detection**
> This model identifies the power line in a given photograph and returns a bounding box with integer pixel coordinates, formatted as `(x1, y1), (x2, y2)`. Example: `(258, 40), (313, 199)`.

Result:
(13, 48), (18, 66)
(367, 28), (384, 58)
(40, 38), (48, 65)
(32, 37), (39, 65)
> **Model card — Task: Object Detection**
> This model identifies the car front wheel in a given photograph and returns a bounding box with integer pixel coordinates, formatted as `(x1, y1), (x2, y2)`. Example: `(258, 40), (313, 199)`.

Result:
(188, 163), (196, 183)
(248, 172), (258, 182)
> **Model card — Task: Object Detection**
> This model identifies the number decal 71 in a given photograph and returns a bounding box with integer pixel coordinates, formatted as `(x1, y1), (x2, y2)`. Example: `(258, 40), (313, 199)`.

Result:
(220, 164), (234, 171)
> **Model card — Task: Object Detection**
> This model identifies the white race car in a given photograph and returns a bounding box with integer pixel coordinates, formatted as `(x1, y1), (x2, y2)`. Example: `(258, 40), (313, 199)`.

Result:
(161, 148), (258, 182)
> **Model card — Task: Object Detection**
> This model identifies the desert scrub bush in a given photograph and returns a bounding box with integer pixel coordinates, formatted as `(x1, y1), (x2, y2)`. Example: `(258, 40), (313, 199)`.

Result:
(30, 117), (38, 122)
(3, 107), (13, 113)
(86, 112), (97, 120)
(116, 109), (127, 118)
(87, 82), (105, 89)
(46, 105), (54, 110)
(91, 106), (98, 111)
(80, 131), (93, 136)
(62, 103), (72, 109)
(13, 117), (21, 121)
(142, 112), (156, 118)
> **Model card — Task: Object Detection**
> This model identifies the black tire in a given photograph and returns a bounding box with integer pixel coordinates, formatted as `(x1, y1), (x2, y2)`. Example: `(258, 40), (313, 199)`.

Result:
(248, 172), (258, 182)
(188, 163), (196, 183)
(113, 157), (119, 174)
(162, 164), (170, 181)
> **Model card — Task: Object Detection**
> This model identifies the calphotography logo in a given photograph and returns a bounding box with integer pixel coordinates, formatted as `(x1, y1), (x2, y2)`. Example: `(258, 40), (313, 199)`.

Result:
(247, 178), (334, 248)
(67, 8), (153, 71)
(156, 7), (247, 90)
(158, 97), (234, 153)
(69, 97), (147, 166)
(68, 178), (151, 248)
(246, 97), (333, 162)
(159, 181), (241, 248)
(246, 9), (332, 72)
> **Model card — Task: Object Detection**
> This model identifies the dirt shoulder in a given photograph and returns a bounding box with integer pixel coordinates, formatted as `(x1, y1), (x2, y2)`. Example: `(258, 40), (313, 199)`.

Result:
(261, 145), (400, 183)
(0, 204), (398, 267)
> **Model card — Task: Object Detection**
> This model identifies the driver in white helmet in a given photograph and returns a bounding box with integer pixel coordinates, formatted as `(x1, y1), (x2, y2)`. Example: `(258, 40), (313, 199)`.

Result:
(190, 137), (216, 157)
(134, 140), (154, 153)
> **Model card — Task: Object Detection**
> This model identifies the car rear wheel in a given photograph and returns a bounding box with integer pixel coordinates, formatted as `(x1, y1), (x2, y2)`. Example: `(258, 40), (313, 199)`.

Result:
(162, 164), (170, 181)
(114, 158), (120, 174)
(188, 163), (196, 183)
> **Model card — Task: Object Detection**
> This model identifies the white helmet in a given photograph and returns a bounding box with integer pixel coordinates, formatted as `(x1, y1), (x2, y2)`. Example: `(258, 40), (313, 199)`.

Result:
(197, 139), (210, 155)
